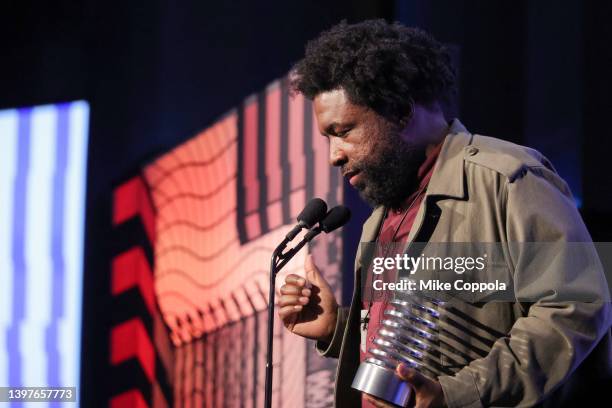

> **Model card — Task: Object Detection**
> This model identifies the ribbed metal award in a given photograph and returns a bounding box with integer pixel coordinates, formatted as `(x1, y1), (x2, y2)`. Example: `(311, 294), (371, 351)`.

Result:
(352, 295), (444, 406)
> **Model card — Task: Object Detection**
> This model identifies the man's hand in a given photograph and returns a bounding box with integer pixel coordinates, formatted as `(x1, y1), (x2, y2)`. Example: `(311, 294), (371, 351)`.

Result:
(277, 254), (339, 342)
(364, 363), (447, 408)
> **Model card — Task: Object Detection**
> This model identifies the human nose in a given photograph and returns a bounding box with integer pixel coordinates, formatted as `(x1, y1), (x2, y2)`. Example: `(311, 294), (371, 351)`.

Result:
(329, 137), (348, 167)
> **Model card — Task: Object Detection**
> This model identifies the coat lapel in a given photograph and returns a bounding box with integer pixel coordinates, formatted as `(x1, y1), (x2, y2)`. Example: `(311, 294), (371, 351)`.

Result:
(406, 119), (473, 244)
(354, 205), (385, 276)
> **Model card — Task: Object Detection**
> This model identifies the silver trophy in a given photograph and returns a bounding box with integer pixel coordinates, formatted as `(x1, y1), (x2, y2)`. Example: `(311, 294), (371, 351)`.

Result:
(352, 295), (444, 406)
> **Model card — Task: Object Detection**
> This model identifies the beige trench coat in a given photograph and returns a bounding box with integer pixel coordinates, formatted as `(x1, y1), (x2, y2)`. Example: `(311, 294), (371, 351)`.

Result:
(316, 120), (612, 407)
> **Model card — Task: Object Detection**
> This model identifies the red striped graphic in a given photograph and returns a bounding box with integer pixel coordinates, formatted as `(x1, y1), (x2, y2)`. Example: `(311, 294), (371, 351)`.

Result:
(110, 318), (156, 382)
(288, 92), (306, 219)
(113, 177), (156, 243)
(312, 108), (332, 202)
(110, 175), (172, 407)
(265, 83), (283, 229)
(112, 247), (156, 316)
(110, 390), (149, 408)
(244, 99), (259, 214)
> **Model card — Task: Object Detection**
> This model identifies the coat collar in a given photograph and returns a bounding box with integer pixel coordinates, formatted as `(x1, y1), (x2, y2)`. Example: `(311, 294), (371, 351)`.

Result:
(425, 118), (472, 200)
(360, 205), (386, 243)
(358, 119), (472, 243)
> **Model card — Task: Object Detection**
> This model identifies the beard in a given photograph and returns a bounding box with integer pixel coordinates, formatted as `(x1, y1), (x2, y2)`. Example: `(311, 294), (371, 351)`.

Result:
(352, 134), (427, 209)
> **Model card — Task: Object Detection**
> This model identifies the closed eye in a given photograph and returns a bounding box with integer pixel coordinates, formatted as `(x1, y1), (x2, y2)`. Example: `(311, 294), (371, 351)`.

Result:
(323, 122), (354, 138)
(335, 128), (352, 138)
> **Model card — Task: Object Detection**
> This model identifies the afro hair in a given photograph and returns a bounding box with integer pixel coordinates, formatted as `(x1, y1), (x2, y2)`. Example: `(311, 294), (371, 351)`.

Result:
(291, 19), (456, 123)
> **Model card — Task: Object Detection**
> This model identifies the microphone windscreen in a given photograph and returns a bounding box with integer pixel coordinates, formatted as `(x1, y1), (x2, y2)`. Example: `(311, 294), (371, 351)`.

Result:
(297, 198), (328, 228)
(320, 206), (351, 233)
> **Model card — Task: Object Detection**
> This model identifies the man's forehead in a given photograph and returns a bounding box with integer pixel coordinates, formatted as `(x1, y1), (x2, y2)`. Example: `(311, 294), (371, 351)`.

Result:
(313, 89), (363, 128)
(314, 88), (349, 109)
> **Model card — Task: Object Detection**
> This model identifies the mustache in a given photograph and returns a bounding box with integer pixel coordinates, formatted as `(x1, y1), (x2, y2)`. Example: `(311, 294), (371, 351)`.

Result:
(341, 164), (363, 178)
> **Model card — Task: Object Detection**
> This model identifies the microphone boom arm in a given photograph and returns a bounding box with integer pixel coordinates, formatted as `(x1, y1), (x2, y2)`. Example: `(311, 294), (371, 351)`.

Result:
(264, 204), (349, 408)
(264, 227), (321, 408)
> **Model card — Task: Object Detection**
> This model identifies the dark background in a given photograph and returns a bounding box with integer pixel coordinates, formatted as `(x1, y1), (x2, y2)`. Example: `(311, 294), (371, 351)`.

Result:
(1, 0), (610, 405)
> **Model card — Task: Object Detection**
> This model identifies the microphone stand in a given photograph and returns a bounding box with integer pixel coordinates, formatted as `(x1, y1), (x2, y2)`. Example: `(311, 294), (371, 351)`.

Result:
(264, 227), (321, 408)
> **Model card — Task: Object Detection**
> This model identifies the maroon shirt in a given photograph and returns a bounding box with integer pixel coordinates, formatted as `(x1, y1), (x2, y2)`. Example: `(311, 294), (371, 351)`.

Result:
(361, 141), (443, 407)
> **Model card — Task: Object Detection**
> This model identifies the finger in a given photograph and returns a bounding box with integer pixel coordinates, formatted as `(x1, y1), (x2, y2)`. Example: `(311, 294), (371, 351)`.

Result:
(278, 295), (300, 307)
(396, 364), (426, 389)
(279, 284), (311, 296)
(278, 304), (303, 320)
(303, 254), (318, 286)
(364, 394), (390, 407)
(279, 284), (299, 296)
(285, 273), (309, 288)
(275, 282), (286, 297)
(278, 295), (309, 308)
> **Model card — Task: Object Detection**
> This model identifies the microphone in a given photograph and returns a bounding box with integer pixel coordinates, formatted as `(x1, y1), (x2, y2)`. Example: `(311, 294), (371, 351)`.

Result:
(285, 198), (328, 241)
(320, 205), (351, 232)
(304, 205), (352, 240)
(265, 202), (350, 408)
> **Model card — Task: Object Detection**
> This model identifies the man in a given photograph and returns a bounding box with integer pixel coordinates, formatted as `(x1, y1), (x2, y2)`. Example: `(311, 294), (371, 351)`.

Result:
(278, 20), (611, 407)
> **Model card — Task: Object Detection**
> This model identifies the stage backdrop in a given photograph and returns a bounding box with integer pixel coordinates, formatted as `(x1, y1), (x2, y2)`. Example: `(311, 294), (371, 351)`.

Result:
(0, 101), (89, 404)
(139, 77), (344, 407)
